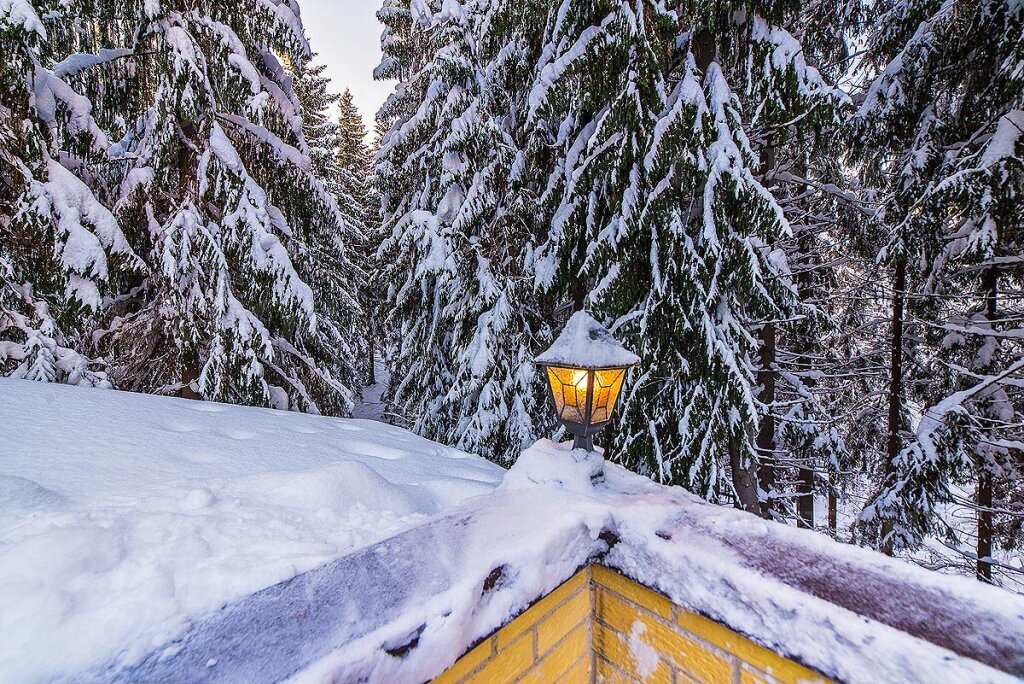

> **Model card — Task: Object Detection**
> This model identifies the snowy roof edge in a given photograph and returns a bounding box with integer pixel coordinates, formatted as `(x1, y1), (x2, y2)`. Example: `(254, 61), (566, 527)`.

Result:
(100, 451), (1024, 684)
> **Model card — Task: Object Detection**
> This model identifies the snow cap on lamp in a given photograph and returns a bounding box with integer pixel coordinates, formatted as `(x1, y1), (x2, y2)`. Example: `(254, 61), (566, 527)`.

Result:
(535, 311), (638, 452)
(535, 311), (639, 368)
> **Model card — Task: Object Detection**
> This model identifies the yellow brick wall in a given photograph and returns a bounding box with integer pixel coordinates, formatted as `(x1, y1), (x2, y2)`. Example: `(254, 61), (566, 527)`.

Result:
(432, 566), (832, 684)
(591, 566), (831, 684)
(433, 568), (592, 684)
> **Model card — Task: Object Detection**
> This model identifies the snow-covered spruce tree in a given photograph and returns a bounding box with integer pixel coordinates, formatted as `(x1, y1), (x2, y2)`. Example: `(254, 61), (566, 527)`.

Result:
(359, 102), (392, 389)
(0, 0), (139, 387)
(294, 64), (369, 227)
(375, 0), (473, 436)
(525, 0), (698, 481)
(726, 1), (859, 527)
(337, 89), (373, 195)
(333, 88), (381, 384)
(375, 0), (553, 461)
(431, 0), (556, 462)
(295, 59), (344, 196)
(292, 59), (370, 394)
(853, 0), (1024, 581)
(528, 1), (846, 509)
(51, 0), (363, 413)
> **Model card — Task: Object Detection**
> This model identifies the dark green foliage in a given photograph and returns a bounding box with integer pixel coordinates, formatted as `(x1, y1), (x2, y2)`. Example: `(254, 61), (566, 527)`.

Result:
(1, 0), (366, 415)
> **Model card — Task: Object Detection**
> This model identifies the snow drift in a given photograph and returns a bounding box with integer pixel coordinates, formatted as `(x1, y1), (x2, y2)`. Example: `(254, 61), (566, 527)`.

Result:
(108, 441), (1024, 684)
(3, 383), (1022, 683)
(0, 379), (504, 682)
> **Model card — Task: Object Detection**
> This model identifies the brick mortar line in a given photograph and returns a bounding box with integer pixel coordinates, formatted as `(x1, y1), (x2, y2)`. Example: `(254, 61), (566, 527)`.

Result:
(593, 614), (680, 680)
(594, 588), (821, 684)
(553, 652), (591, 684)
(595, 571), (833, 683)
(593, 583), (740, 667)
(594, 620), (733, 684)
(450, 577), (590, 683)
(511, 614), (590, 683)
(735, 660), (779, 684)
(436, 629), (497, 684)
(443, 568), (831, 684)
(512, 578), (588, 641)
(448, 637), (497, 684)
(450, 573), (791, 684)
(588, 572), (597, 684)
(594, 652), (644, 684)
(448, 630), (507, 684)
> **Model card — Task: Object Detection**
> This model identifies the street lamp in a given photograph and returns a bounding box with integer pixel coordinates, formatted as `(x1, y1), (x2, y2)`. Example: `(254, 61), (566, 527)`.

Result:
(535, 311), (639, 451)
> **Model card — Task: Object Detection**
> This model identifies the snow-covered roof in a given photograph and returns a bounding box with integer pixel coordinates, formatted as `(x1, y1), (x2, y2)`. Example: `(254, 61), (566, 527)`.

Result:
(107, 441), (1023, 684)
(0, 379), (503, 682)
(535, 311), (639, 368)
(5, 383), (1022, 683)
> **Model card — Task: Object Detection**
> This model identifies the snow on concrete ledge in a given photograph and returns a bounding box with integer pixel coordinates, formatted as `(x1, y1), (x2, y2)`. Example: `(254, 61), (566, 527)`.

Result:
(534, 310), (639, 368)
(101, 440), (1023, 684)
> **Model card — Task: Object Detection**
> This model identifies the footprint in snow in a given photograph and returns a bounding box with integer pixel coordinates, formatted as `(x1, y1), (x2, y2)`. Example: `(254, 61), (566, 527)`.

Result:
(218, 429), (256, 441)
(288, 425), (321, 434)
(162, 421), (202, 433)
(189, 403), (227, 413)
(344, 440), (406, 460)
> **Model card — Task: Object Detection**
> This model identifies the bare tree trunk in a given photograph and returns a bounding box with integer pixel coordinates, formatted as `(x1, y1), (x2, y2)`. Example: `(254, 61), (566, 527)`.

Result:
(179, 353), (201, 400)
(828, 476), (838, 536)
(756, 322), (777, 519)
(367, 315), (377, 386)
(754, 129), (778, 520)
(978, 470), (993, 582)
(793, 220), (817, 530)
(797, 466), (815, 529)
(730, 431), (763, 514)
(882, 257), (907, 555)
(977, 267), (998, 582)
(692, 28), (715, 74)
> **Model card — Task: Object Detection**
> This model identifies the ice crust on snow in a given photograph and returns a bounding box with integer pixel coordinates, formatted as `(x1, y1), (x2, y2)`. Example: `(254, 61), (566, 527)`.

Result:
(535, 310), (640, 368)
(104, 439), (1023, 684)
(0, 380), (504, 682)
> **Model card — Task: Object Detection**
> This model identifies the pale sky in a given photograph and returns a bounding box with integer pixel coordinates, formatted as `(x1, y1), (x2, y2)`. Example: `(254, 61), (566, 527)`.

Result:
(299, 0), (395, 136)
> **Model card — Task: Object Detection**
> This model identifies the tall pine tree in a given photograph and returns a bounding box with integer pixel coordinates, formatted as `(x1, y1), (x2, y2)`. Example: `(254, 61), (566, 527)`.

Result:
(334, 88), (380, 385)
(376, 0), (474, 436)
(36, 0), (366, 413)
(0, 0), (139, 387)
(376, 0), (554, 460)
(527, 1), (847, 510)
(854, 0), (1024, 583)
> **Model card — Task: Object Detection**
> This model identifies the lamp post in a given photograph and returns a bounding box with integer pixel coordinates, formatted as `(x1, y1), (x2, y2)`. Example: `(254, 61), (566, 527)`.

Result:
(535, 311), (639, 451)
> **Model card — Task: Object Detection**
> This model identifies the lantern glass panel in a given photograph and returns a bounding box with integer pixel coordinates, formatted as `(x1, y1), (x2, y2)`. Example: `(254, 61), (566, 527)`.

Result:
(590, 368), (626, 423)
(545, 366), (590, 424)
